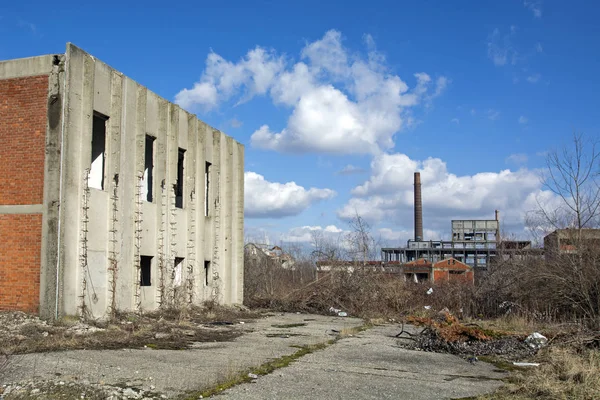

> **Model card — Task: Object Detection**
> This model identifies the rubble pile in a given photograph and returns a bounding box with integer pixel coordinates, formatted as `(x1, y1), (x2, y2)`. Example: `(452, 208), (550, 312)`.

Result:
(398, 310), (537, 360)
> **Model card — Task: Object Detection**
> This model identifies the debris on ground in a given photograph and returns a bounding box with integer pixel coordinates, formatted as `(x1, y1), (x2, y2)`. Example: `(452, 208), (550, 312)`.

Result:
(525, 332), (548, 349)
(0, 379), (163, 400)
(512, 361), (540, 367)
(328, 307), (347, 317)
(396, 310), (537, 361)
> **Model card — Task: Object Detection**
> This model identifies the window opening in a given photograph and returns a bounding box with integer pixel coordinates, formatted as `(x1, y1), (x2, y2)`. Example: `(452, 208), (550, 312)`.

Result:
(174, 257), (184, 286)
(175, 148), (185, 208)
(205, 161), (211, 216)
(204, 261), (210, 286)
(143, 135), (155, 202)
(140, 256), (153, 286)
(89, 112), (108, 190)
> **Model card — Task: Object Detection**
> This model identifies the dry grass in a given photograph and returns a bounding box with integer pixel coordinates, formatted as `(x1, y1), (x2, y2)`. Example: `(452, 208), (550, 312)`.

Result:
(480, 347), (600, 400)
(0, 304), (261, 355)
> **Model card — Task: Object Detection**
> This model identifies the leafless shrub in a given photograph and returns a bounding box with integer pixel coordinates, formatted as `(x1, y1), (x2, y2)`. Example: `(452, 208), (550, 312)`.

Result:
(0, 349), (10, 378)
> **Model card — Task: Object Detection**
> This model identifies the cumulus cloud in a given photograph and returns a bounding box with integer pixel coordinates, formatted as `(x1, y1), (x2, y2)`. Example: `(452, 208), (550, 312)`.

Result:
(280, 224), (345, 243)
(175, 47), (285, 110)
(244, 172), (336, 218)
(176, 30), (448, 155)
(337, 152), (556, 237)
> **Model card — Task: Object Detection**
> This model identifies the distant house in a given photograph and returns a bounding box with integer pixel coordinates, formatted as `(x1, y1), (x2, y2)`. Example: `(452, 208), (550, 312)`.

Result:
(244, 243), (295, 269)
(544, 229), (600, 256)
(403, 258), (474, 284)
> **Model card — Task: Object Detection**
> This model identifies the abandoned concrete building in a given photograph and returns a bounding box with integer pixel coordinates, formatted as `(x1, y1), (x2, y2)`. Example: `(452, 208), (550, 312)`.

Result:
(0, 43), (244, 319)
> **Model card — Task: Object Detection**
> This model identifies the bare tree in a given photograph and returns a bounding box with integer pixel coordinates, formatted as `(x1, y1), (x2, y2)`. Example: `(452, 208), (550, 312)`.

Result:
(310, 228), (344, 262)
(537, 132), (600, 231)
(517, 132), (600, 327)
(345, 212), (380, 263)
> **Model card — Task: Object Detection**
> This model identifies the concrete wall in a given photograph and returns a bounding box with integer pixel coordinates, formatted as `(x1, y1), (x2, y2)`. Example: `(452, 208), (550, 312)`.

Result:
(57, 44), (244, 318)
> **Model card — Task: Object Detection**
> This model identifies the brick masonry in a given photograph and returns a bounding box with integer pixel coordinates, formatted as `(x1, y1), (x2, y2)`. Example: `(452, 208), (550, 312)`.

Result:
(0, 75), (48, 205)
(0, 75), (48, 312)
(0, 214), (43, 312)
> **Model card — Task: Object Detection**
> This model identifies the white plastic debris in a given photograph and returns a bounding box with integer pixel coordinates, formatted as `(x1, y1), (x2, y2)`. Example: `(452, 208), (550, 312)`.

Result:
(513, 362), (540, 367)
(248, 373), (258, 379)
(337, 312), (348, 317)
(426, 288), (433, 295)
(424, 306), (432, 310)
(525, 332), (548, 349)
(329, 307), (341, 314)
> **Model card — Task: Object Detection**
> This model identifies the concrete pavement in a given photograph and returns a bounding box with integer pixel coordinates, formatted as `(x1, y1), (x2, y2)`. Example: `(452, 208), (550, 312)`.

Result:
(1, 314), (506, 399)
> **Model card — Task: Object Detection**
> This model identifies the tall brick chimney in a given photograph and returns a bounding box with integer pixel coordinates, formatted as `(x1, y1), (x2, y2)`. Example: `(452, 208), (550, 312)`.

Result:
(414, 172), (423, 241)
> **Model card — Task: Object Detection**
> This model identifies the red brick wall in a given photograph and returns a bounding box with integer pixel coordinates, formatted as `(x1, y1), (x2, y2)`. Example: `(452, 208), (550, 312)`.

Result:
(0, 214), (42, 312)
(433, 270), (448, 282)
(0, 75), (48, 312)
(0, 75), (48, 205)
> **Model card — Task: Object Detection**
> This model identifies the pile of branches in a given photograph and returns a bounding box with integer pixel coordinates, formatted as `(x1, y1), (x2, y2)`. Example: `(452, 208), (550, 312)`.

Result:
(397, 310), (536, 359)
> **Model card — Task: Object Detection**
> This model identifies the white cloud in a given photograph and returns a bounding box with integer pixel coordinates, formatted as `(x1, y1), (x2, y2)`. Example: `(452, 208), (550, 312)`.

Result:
(487, 109), (501, 120)
(244, 172), (336, 218)
(336, 164), (366, 175)
(280, 225), (345, 243)
(527, 73), (541, 83)
(524, 0), (542, 18)
(177, 30), (448, 155)
(536, 42), (543, 53)
(451, 118), (460, 124)
(470, 108), (476, 116)
(487, 28), (518, 67)
(519, 115), (528, 124)
(175, 47), (286, 110)
(506, 153), (528, 165)
(337, 152), (557, 236)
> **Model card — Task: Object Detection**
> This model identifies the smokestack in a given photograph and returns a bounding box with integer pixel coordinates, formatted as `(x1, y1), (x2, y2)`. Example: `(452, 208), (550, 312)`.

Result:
(495, 210), (500, 244)
(414, 172), (423, 241)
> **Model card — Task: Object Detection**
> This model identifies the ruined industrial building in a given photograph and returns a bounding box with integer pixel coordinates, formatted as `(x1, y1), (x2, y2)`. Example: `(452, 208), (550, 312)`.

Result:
(0, 44), (244, 319)
(381, 172), (533, 272)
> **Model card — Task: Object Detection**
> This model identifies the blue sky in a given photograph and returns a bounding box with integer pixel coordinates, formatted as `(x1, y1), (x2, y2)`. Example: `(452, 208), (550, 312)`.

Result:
(2, 0), (598, 247)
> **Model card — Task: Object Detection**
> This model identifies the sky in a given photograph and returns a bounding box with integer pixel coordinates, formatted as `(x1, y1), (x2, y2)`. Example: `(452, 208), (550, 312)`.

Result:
(1, 0), (599, 249)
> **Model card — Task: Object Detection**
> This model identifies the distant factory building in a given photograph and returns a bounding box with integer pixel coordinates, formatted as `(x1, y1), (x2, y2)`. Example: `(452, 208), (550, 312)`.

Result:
(382, 172), (532, 269)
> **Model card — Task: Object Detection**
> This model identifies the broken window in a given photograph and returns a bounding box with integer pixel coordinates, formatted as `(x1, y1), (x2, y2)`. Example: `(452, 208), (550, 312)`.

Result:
(204, 260), (210, 286)
(88, 112), (108, 190)
(204, 161), (211, 216)
(174, 257), (184, 287)
(140, 256), (153, 287)
(449, 270), (465, 275)
(175, 148), (185, 208)
(142, 135), (156, 202)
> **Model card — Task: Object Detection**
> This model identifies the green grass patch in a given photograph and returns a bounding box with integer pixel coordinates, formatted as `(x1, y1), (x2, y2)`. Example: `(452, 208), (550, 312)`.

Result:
(271, 323), (307, 328)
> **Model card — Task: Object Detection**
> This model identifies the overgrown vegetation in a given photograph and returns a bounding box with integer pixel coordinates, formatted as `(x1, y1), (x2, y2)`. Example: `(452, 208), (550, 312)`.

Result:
(0, 303), (259, 356)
